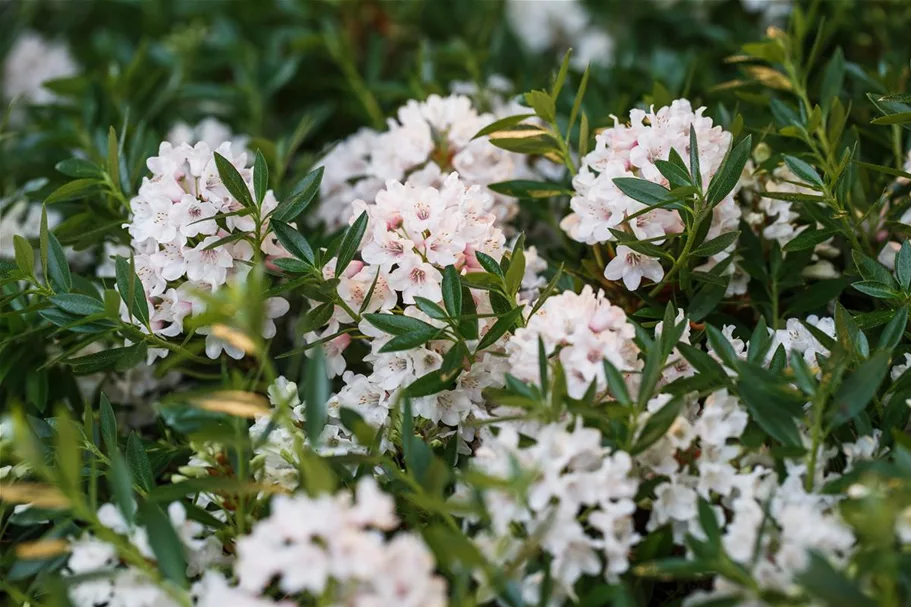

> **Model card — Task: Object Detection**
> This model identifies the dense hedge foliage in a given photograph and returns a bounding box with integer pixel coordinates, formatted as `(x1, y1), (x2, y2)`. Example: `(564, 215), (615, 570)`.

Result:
(2, 1), (911, 606)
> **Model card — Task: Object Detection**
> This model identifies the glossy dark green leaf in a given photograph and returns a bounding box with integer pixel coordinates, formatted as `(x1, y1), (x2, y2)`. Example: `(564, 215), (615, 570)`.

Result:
(272, 166), (323, 222)
(442, 265), (462, 318)
(304, 345), (329, 444)
(213, 152), (255, 208)
(783, 228), (836, 252)
(364, 313), (438, 335)
(705, 134), (752, 205)
(472, 113), (536, 140)
(253, 149), (268, 205)
(612, 177), (673, 206)
(126, 432), (154, 492)
(784, 155), (824, 187)
(692, 231), (739, 257)
(477, 306), (524, 351)
(47, 233), (72, 292)
(55, 158), (105, 180)
(896, 241), (911, 291)
(271, 220), (314, 265)
(50, 294), (105, 316)
(138, 502), (188, 588)
(829, 350), (890, 429)
(114, 256), (148, 325)
(335, 211), (368, 276)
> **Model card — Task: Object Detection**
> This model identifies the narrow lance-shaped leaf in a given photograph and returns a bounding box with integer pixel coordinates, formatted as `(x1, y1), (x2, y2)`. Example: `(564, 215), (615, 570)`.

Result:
(304, 345), (329, 445)
(47, 232), (72, 292)
(442, 265), (462, 318)
(253, 149), (269, 205)
(114, 255), (149, 326)
(335, 211), (368, 276)
(705, 134), (752, 205)
(272, 166), (323, 222)
(271, 220), (314, 265)
(138, 502), (188, 588)
(689, 124), (702, 190)
(213, 152), (255, 209)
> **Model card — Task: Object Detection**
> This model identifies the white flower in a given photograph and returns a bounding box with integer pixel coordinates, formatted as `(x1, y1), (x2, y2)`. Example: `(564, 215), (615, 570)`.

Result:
(3, 31), (77, 105)
(603, 245), (665, 291)
(388, 256), (444, 304)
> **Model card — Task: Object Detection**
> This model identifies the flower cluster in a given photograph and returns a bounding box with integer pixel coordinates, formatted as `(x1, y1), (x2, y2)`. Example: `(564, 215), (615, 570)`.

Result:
(307, 173), (532, 440)
(120, 140), (289, 361)
(562, 99), (740, 291)
(227, 477), (447, 607)
(316, 90), (539, 230)
(66, 502), (226, 607)
(457, 422), (639, 604)
(506, 286), (640, 399)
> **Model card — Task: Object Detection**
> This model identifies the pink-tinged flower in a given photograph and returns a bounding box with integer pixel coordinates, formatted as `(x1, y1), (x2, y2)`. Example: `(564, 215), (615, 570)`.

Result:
(128, 193), (179, 245)
(603, 246), (664, 291)
(361, 227), (414, 268)
(184, 236), (235, 288)
(388, 257), (443, 304)
(171, 194), (218, 239)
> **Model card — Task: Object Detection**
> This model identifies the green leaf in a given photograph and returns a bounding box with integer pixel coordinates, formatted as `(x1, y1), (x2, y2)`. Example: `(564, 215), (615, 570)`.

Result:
(335, 211), (367, 276)
(632, 395), (685, 454)
(783, 228), (835, 252)
(784, 155), (824, 187)
(878, 307), (907, 351)
(364, 313), (438, 335)
(692, 231), (739, 257)
(137, 502), (188, 588)
(612, 177), (673, 205)
(476, 251), (505, 279)
(413, 297), (449, 321)
(13, 235), (35, 278)
(737, 363), (804, 447)
(697, 497), (721, 545)
(689, 124), (702, 190)
(378, 329), (442, 353)
(272, 166), (323, 222)
(896, 241), (911, 291)
(871, 112), (911, 125)
(50, 294), (106, 316)
(705, 134), (752, 205)
(472, 113), (536, 140)
(654, 159), (692, 188)
(705, 324), (738, 369)
(47, 233), (71, 292)
(55, 158), (105, 179)
(551, 50), (571, 99)
(505, 242), (526, 296)
(126, 432), (154, 492)
(488, 125), (559, 154)
(114, 256), (149, 326)
(213, 152), (255, 208)
(44, 179), (100, 204)
(487, 180), (571, 198)
(789, 351), (817, 396)
(99, 393), (118, 454)
(406, 367), (460, 398)
(442, 266), (462, 318)
(525, 90), (556, 124)
(271, 220), (314, 265)
(253, 150), (268, 205)
(851, 280), (899, 299)
(820, 48), (845, 111)
(852, 250), (897, 289)
(108, 452), (134, 525)
(39, 206), (49, 284)
(603, 358), (632, 406)
(476, 306), (524, 351)
(304, 346), (329, 445)
(567, 63), (590, 135)
(108, 127), (121, 196)
(796, 551), (876, 607)
(829, 350), (890, 429)
(758, 190), (827, 203)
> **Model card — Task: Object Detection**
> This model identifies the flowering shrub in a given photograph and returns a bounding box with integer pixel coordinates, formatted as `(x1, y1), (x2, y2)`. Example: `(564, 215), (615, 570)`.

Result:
(3, 1), (911, 607)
